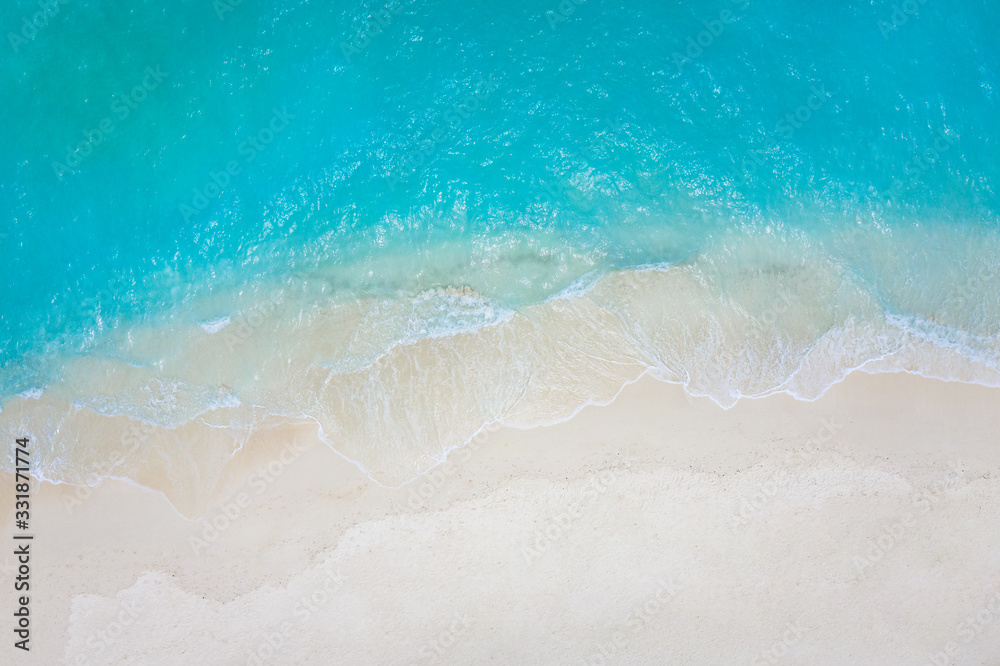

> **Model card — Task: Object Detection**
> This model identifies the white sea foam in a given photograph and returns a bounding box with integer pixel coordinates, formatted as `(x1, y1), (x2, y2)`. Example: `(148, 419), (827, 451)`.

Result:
(3, 227), (999, 498)
(199, 317), (232, 334)
(543, 270), (606, 303)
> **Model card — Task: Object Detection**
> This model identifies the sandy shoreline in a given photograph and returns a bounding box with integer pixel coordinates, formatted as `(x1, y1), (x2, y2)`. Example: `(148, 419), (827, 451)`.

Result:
(3, 370), (1000, 664)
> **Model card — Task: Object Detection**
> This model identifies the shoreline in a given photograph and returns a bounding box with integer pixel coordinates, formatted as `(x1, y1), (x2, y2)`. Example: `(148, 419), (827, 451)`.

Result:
(11, 361), (1000, 508)
(4, 233), (1000, 498)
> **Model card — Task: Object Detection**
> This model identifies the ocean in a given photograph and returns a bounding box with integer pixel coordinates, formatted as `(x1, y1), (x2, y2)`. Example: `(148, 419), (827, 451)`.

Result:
(1, 0), (998, 492)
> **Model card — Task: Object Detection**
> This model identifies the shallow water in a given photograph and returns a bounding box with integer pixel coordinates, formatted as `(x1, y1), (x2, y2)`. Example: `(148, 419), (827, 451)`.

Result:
(1, 0), (997, 488)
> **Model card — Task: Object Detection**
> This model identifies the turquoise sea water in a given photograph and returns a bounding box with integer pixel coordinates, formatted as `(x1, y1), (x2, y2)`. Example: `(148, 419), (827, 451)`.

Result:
(1, 0), (998, 489)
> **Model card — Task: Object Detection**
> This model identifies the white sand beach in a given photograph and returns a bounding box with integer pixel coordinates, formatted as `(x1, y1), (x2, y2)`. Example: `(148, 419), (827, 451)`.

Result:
(3, 370), (1000, 665)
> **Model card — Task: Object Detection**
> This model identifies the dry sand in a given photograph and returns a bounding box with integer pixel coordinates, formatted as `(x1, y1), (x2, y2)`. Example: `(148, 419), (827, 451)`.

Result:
(3, 370), (1000, 664)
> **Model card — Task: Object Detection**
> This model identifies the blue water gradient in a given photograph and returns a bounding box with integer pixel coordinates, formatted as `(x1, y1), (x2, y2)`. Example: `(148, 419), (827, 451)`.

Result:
(1, 0), (998, 396)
